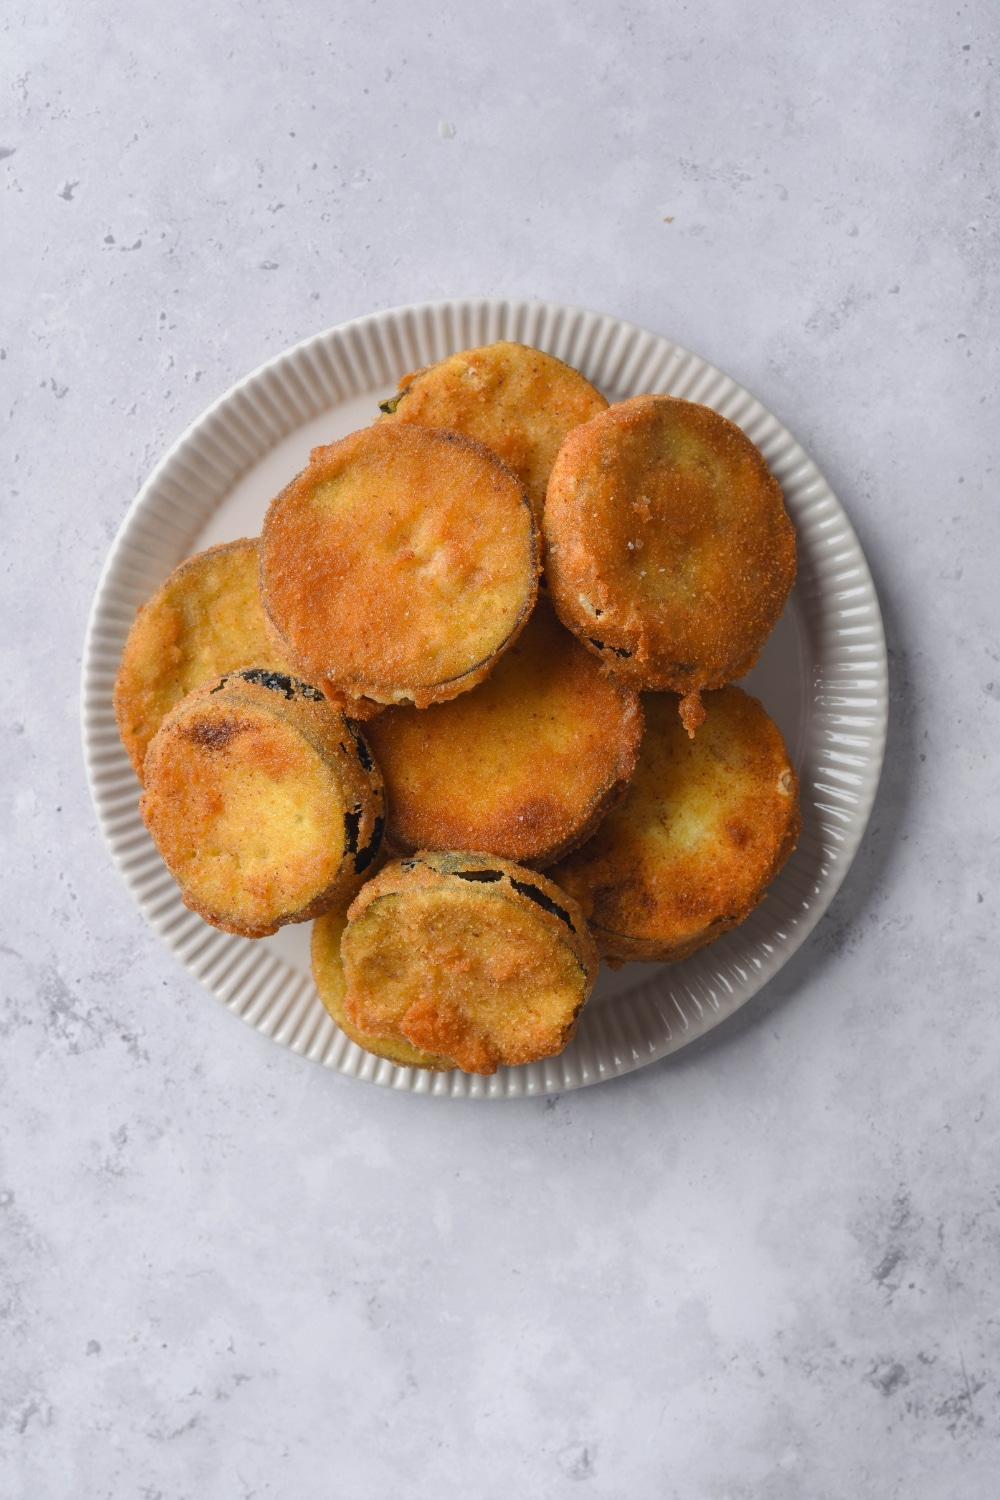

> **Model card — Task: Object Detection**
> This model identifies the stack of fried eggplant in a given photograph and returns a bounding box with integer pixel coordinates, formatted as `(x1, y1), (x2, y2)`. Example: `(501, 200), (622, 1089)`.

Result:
(116, 341), (800, 1075)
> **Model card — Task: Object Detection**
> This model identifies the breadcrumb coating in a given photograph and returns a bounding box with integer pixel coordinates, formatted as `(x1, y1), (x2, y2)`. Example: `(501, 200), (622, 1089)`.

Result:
(114, 538), (293, 780)
(544, 395), (796, 732)
(363, 595), (643, 867)
(551, 687), (800, 964)
(381, 341), (607, 528)
(260, 423), (539, 707)
(341, 852), (598, 1074)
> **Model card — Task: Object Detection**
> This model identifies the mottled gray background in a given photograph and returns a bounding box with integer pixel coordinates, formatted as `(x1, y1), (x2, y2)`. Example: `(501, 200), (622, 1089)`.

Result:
(3, 1), (998, 1495)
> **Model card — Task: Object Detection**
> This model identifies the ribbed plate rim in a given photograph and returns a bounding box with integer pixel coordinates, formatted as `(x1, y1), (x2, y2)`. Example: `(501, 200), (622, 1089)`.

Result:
(82, 296), (888, 1099)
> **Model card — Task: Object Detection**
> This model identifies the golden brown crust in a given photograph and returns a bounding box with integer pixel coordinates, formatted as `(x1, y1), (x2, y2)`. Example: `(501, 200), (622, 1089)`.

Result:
(363, 595), (643, 868)
(317, 683), (386, 723)
(551, 686), (801, 964)
(311, 909), (454, 1071)
(114, 538), (294, 781)
(543, 395), (797, 706)
(257, 607), (385, 722)
(341, 852), (599, 1074)
(259, 423), (539, 708)
(140, 671), (385, 938)
(380, 341), (608, 528)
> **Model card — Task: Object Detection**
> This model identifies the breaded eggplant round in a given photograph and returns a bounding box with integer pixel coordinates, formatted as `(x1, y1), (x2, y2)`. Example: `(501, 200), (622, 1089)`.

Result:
(341, 852), (599, 1075)
(544, 395), (796, 732)
(260, 423), (539, 709)
(140, 670), (385, 938)
(379, 341), (608, 527)
(311, 909), (454, 1072)
(363, 594), (643, 867)
(114, 538), (294, 780)
(551, 686), (800, 965)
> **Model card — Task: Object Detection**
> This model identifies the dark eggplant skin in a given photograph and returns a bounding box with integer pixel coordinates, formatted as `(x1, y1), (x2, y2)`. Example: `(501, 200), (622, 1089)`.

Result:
(348, 849), (597, 979)
(212, 668), (327, 702)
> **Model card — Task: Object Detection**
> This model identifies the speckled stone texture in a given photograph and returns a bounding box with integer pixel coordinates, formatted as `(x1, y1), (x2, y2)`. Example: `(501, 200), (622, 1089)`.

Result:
(2, 1), (998, 1495)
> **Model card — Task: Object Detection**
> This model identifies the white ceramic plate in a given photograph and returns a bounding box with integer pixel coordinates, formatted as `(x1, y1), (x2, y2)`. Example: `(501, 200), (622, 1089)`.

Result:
(82, 298), (888, 1099)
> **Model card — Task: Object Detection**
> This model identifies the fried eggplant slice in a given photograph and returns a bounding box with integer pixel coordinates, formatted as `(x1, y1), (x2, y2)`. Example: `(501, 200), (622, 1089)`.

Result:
(311, 909), (454, 1072)
(114, 538), (294, 780)
(379, 341), (608, 528)
(260, 423), (539, 708)
(341, 852), (599, 1075)
(140, 670), (385, 938)
(544, 395), (796, 731)
(363, 594), (643, 867)
(551, 687), (800, 964)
